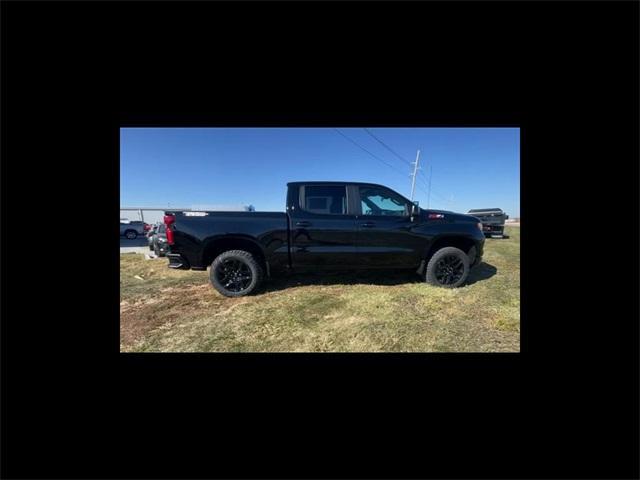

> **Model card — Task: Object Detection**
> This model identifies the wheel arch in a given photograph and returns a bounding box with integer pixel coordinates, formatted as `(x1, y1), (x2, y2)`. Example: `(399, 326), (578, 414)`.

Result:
(424, 235), (478, 263)
(201, 235), (268, 275)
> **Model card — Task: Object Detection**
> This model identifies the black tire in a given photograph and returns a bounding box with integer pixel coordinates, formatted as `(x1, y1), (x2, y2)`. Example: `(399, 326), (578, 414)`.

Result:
(124, 230), (137, 240)
(210, 250), (264, 297)
(154, 243), (161, 257)
(425, 246), (470, 288)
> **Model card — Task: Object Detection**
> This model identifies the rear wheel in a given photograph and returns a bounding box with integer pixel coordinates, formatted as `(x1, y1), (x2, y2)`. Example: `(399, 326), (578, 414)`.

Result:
(425, 246), (470, 288)
(125, 230), (137, 240)
(210, 250), (264, 297)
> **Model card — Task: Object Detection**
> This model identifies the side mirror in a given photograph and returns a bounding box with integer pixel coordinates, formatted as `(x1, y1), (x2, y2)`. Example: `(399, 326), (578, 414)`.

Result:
(410, 202), (419, 221)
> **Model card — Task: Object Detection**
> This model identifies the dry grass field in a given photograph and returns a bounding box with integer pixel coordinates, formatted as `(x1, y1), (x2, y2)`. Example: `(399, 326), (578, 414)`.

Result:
(120, 226), (520, 352)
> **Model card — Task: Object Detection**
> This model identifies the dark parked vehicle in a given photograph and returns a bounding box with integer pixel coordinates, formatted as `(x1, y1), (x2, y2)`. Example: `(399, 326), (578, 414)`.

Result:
(467, 208), (509, 237)
(148, 223), (169, 257)
(146, 223), (158, 247)
(164, 182), (486, 297)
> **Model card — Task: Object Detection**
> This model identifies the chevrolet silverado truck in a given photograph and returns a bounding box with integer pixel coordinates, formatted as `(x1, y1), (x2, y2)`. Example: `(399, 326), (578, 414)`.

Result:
(164, 182), (485, 297)
(467, 208), (509, 237)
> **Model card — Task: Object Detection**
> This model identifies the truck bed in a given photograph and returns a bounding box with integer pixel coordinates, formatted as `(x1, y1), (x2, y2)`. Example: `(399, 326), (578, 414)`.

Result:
(165, 210), (290, 271)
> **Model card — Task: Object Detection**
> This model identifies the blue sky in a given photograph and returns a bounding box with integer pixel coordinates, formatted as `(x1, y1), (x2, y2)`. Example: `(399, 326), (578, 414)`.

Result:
(120, 128), (520, 217)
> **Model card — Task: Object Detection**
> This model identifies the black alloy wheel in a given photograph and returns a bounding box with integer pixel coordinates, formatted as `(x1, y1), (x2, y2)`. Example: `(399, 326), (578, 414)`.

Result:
(215, 259), (253, 293)
(210, 250), (264, 297)
(434, 254), (465, 285)
(425, 246), (470, 288)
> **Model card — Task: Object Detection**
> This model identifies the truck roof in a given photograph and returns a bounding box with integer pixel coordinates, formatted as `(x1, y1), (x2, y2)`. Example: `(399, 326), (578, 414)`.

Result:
(287, 181), (392, 189)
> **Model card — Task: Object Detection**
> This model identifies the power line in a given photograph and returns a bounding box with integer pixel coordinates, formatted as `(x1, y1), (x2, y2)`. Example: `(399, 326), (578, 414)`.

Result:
(431, 187), (454, 204)
(418, 168), (454, 205)
(362, 128), (422, 197)
(362, 128), (412, 167)
(411, 176), (449, 208)
(413, 183), (449, 209)
(335, 128), (456, 208)
(333, 128), (408, 178)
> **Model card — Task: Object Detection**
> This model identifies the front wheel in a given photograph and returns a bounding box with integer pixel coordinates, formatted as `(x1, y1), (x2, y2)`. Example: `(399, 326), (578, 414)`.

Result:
(210, 250), (264, 297)
(125, 230), (137, 240)
(425, 246), (470, 288)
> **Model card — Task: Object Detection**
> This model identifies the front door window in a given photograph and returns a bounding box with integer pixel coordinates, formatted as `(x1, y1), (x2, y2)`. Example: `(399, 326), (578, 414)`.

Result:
(359, 187), (409, 216)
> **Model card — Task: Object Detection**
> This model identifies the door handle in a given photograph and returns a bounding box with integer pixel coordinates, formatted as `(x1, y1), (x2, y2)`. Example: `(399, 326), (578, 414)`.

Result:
(296, 221), (311, 227)
(360, 222), (375, 228)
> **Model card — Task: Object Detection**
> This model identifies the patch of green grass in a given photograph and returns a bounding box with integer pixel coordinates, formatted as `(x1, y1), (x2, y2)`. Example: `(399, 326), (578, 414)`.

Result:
(121, 226), (520, 352)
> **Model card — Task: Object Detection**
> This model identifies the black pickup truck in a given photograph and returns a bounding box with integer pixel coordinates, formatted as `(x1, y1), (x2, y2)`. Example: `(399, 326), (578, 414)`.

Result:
(164, 182), (485, 297)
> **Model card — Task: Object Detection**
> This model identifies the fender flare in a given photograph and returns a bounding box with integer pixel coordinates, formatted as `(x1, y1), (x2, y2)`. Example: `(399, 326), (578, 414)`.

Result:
(200, 234), (268, 271)
(422, 233), (477, 262)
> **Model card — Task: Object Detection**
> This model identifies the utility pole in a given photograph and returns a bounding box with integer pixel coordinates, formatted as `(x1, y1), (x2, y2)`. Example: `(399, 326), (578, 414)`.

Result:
(410, 149), (421, 202)
(428, 165), (432, 209)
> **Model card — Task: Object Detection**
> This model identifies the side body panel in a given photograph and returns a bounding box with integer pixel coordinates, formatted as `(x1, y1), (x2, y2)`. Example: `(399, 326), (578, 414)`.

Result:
(287, 184), (359, 268)
(167, 211), (289, 271)
(354, 184), (426, 268)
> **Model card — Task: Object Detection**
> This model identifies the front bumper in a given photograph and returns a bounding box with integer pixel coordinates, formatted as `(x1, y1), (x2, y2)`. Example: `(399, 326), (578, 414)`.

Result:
(167, 253), (190, 269)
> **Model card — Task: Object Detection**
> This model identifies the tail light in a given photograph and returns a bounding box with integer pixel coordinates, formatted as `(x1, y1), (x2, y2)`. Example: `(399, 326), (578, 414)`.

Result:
(164, 214), (176, 245)
(428, 213), (445, 219)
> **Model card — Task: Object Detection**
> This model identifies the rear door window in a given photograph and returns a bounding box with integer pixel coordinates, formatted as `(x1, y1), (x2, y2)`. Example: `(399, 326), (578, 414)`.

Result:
(301, 185), (348, 215)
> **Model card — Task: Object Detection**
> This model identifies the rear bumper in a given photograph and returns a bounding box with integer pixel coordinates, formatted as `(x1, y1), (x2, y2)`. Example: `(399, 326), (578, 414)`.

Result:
(167, 253), (190, 269)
